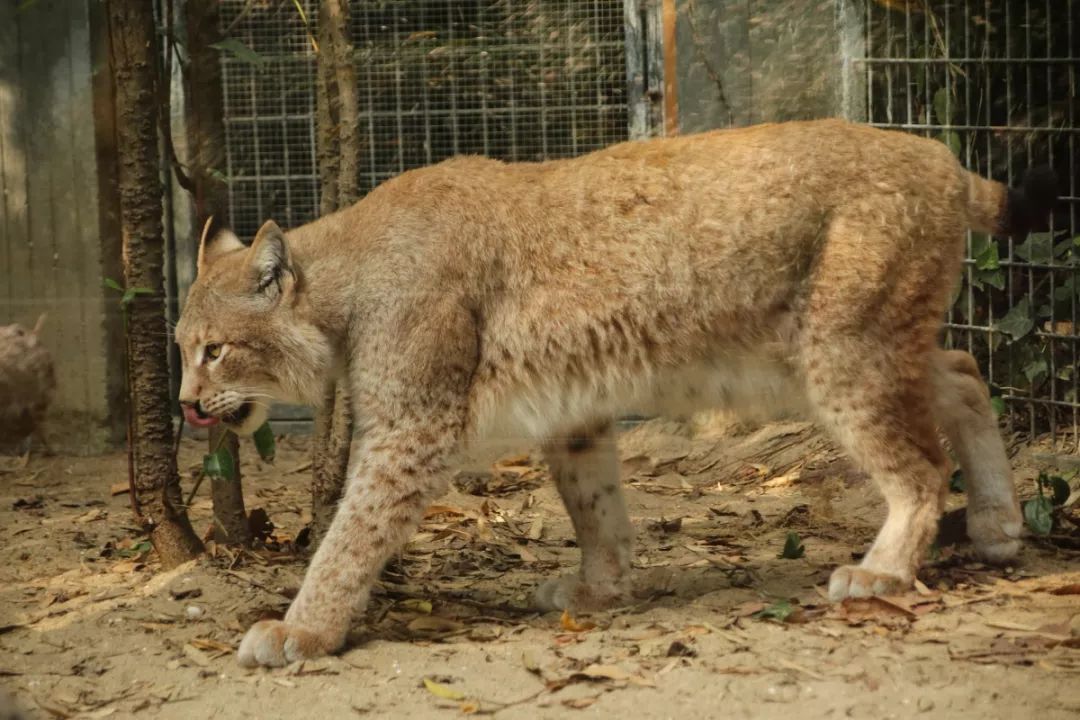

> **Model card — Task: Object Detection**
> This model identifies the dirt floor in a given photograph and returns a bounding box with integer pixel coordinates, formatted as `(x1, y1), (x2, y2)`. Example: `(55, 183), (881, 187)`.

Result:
(2, 416), (1079, 719)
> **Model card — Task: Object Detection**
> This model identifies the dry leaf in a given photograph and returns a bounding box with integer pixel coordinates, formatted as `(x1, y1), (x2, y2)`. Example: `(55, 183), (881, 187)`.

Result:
(76, 508), (107, 523)
(408, 616), (465, 635)
(528, 518), (544, 541)
(560, 610), (596, 633)
(182, 643), (212, 667)
(424, 505), (466, 519)
(189, 638), (233, 654)
(460, 700), (480, 714)
(109, 482), (129, 496)
(1048, 584), (1080, 596)
(521, 651), (541, 675)
(562, 697), (597, 709)
(913, 579), (934, 596)
(576, 664), (629, 681)
(423, 677), (465, 701)
(399, 598), (433, 614)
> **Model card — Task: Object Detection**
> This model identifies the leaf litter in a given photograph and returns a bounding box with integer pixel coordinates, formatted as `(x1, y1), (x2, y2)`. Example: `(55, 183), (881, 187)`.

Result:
(2, 423), (1080, 717)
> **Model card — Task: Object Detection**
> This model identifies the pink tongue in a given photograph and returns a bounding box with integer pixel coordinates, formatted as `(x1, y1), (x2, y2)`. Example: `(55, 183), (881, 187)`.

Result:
(183, 404), (220, 428)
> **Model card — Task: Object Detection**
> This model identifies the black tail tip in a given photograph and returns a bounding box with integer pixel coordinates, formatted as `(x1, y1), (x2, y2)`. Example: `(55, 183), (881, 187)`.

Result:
(1005, 165), (1059, 236)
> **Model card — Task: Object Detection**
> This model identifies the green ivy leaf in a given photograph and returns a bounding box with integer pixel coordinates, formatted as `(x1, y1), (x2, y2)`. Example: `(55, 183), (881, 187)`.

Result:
(973, 237), (1000, 271)
(932, 87), (954, 124)
(253, 422), (276, 463)
(778, 532), (805, 559)
(995, 298), (1034, 341)
(938, 130), (962, 157)
(210, 38), (268, 67)
(1023, 495), (1053, 536)
(118, 286), (153, 306)
(203, 447), (236, 481)
(1022, 356), (1048, 386)
(989, 396), (1006, 416)
(1039, 473), (1071, 507)
(753, 600), (795, 622)
(117, 540), (153, 558)
(1014, 233), (1055, 264)
(974, 268), (1005, 290)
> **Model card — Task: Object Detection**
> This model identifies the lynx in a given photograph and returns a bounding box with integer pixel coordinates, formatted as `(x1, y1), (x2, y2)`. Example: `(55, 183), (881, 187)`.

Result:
(175, 119), (1055, 667)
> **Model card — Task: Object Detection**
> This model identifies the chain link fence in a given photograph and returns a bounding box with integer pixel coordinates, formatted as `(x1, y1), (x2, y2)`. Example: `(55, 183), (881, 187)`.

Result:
(218, 0), (629, 242)
(858, 0), (1078, 445)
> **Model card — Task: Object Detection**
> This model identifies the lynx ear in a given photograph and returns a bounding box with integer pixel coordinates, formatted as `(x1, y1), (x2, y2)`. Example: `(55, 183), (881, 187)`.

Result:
(248, 220), (293, 300)
(196, 216), (245, 275)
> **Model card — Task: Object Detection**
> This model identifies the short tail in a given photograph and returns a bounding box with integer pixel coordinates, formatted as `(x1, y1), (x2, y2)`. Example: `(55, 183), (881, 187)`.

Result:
(965, 166), (1058, 236)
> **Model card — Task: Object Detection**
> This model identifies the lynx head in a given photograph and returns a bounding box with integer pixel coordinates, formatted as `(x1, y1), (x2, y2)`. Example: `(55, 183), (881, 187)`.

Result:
(175, 218), (331, 435)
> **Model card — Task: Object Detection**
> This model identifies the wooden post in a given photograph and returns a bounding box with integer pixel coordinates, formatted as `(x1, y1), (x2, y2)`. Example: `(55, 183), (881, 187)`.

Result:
(310, 0), (358, 547)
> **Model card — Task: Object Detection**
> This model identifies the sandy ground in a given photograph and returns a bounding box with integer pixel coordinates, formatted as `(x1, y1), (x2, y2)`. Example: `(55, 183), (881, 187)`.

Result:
(1, 417), (1079, 719)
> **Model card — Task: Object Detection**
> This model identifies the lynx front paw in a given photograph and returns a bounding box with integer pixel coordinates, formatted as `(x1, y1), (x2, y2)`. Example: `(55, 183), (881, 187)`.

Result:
(827, 565), (908, 601)
(534, 575), (630, 613)
(237, 620), (340, 668)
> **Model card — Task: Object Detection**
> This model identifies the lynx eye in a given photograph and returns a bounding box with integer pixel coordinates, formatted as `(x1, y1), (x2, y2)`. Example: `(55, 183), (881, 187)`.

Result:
(204, 343), (223, 361)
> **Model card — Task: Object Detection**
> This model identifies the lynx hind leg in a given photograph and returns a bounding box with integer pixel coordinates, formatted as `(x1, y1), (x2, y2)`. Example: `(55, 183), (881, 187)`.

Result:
(811, 345), (951, 600)
(804, 219), (957, 600)
(535, 422), (634, 612)
(930, 349), (1021, 562)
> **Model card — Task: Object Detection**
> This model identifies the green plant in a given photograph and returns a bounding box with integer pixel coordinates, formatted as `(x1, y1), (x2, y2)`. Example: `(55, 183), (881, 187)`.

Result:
(778, 532), (805, 559)
(753, 600), (795, 622)
(1023, 471), (1073, 536)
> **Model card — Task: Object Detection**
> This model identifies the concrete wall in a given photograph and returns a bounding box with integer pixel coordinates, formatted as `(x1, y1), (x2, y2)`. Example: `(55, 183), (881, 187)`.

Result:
(0, 0), (121, 453)
(673, 0), (865, 132)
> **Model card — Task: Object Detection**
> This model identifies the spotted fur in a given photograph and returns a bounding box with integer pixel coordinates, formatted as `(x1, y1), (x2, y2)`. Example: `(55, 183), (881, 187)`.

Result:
(175, 119), (1043, 667)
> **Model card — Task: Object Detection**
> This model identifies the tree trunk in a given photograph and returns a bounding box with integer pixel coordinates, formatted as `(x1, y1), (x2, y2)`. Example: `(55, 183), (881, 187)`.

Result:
(107, 0), (203, 566)
(310, 0), (359, 547)
(311, 383), (353, 542)
(183, 0), (251, 547)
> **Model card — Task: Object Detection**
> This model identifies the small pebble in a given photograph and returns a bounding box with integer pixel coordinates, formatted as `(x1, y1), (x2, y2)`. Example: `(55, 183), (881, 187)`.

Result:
(185, 605), (205, 620)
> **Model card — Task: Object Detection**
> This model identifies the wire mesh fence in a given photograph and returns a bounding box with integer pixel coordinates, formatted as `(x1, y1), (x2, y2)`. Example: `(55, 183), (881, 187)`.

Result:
(859, 0), (1079, 446)
(218, 0), (629, 242)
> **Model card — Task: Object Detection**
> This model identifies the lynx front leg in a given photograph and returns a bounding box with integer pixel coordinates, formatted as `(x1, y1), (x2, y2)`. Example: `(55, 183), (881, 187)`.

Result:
(535, 422), (634, 612)
(237, 423), (457, 667)
(238, 301), (475, 667)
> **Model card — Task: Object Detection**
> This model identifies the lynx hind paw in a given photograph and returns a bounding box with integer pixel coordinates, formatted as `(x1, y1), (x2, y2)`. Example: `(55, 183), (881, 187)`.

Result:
(968, 506), (1023, 564)
(534, 575), (631, 613)
(237, 619), (339, 668)
(827, 565), (908, 602)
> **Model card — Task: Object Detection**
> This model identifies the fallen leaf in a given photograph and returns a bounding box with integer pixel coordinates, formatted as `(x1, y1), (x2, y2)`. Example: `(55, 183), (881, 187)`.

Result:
(182, 643), (212, 667)
(460, 700), (480, 714)
(109, 482), (129, 496)
(399, 598), (433, 614)
(528, 518), (544, 541)
(562, 697), (597, 709)
(1048, 584), (1080, 596)
(407, 616), (465, 636)
(560, 610), (596, 633)
(576, 664), (630, 681)
(76, 508), (107, 523)
(521, 651), (541, 675)
(423, 677), (465, 701)
(424, 505), (467, 519)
